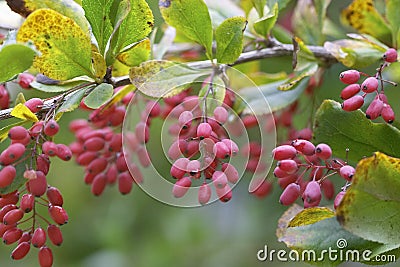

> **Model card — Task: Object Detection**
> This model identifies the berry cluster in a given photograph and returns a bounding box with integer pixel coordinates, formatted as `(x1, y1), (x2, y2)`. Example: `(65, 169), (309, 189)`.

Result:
(272, 140), (353, 208)
(0, 103), (71, 266)
(340, 48), (398, 123)
(69, 87), (144, 196)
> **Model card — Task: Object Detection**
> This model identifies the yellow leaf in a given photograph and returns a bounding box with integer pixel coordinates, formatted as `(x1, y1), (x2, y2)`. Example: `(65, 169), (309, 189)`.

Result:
(104, 85), (135, 109)
(10, 103), (39, 122)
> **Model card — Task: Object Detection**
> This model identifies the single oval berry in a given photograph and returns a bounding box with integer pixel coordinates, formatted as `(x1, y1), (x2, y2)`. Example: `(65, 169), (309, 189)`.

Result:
(216, 184), (232, 202)
(212, 171), (228, 189)
(38, 246), (53, 267)
(382, 104), (395, 123)
(0, 143), (26, 165)
(198, 183), (211, 205)
(0, 165), (17, 188)
(383, 48), (398, 63)
(186, 160), (201, 177)
(24, 98), (43, 113)
(87, 158), (108, 175)
(3, 209), (24, 225)
(196, 123), (212, 139)
(36, 154), (50, 175)
(46, 187), (63, 206)
(47, 224), (63, 246)
(341, 95), (364, 111)
(0, 204), (17, 222)
(48, 205), (68, 225)
(339, 70), (360, 84)
(221, 139), (239, 156)
(91, 173), (107, 196)
(272, 145), (297, 160)
(334, 191), (346, 209)
(213, 106), (228, 124)
(321, 179), (335, 200)
(11, 241), (31, 260)
(178, 111), (194, 129)
(366, 98), (384, 120)
(27, 171), (47, 197)
(340, 84), (361, 100)
(279, 183), (300, 206)
(83, 137), (105, 151)
(291, 139), (315, 156)
(43, 119), (59, 136)
(32, 227), (46, 248)
(213, 141), (230, 159)
(170, 158), (189, 179)
(315, 143), (332, 160)
(42, 141), (58, 157)
(277, 159), (298, 174)
(18, 73), (34, 89)
(172, 176), (192, 198)
(303, 181), (322, 208)
(135, 122), (150, 144)
(108, 133), (122, 152)
(8, 126), (28, 141)
(20, 194), (35, 213)
(118, 172), (133, 195)
(167, 139), (186, 160)
(137, 146), (151, 167)
(361, 77), (379, 93)
(339, 165), (355, 181)
(3, 228), (22, 245)
(56, 144), (72, 161)
(221, 163), (239, 183)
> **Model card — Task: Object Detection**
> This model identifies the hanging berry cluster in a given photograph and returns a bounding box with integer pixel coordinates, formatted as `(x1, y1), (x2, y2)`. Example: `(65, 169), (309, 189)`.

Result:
(340, 48), (398, 123)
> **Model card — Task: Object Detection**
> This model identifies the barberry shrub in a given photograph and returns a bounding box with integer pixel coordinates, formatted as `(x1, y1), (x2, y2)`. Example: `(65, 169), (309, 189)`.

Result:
(0, 0), (400, 266)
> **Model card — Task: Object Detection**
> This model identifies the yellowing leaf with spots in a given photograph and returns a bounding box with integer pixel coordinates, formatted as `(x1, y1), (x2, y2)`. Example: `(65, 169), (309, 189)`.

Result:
(17, 9), (94, 81)
(341, 0), (391, 44)
(91, 50), (107, 81)
(10, 103), (39, 122)
(116, 38), (151, 67)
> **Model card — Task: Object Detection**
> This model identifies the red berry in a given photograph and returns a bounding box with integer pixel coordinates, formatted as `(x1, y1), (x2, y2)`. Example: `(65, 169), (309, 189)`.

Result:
(108, 106), (126, 126)
(3, 227), (22, 245)
(303, 181), (322, 208)
(137, 146), (151, 167)
(42, 141), (58, 157)
(291, 139), (315, 156)
(135, 122), (150, 143)
(221, 139), (239, 156)
(18, 73), (34, 89)
(222, 163), (239, 183)
(339, 165), (355, 181)
(48, 205), (68, 225)
(383, 48), (398, 63)
(216, 184), (232, 202)
(46, 187), (63, 206)
(321, 179), (335, 200)
(186, 160), (201, 177)
(83, 137), (105, 151)
(76, 151), (98, 166)
(3, 209), (24, 225)
(272, 145), (297, 160)
(0, 205), (17, 222)
(315, 143), (332, 160)
(38, 246), (53, 267)
(106, 164), (118, 184)
(212, 171), (228, 189)
(0, 143), (26, 165)
(0, 165), (16, 188)
(20, 194), (35, 213)
(0, 223), (15, 238)
(277, 159), (298, 174)
(11, 241), (31, 260)
(56, 144), (72, 161)
(118, 172), (133, 195)
(87, 158), (108, 175)
(295, 128), (313, 140)
(91, 173), (107, 196)
(340, 84), (361, 100)
(279, 183), (300, 205)
(108, 133), (122, 152)
(339, 70), (360, 84)
(365, 98), (384, 120)
(341, 95), (364, 111)
(170, 158), (189, 179)
(361, 77), (379, 93)
(24, 98), (43, 113)
(250, 179), (273, 198)
(178, 111), (193, 129)
(0, 191), (19, 207)
(8, 126), (28, 140)
(18, 231), (32, 244)
(382, 104), (395, 123)
(172, 176), (192, 198)
(32, 227), (46, 247)
(196, 123), (212, 139)
(168, 139), (186, 159)
(213, 106), (228, 124)
(43, 119), (59, 136)
(198, 183), (211, 205)
(47, 224), (63, 246)
(28, 171), (47, 197)
(36, 154), (50, 175)
(213, 141), (230, 159)
(334, 191), (346, 209)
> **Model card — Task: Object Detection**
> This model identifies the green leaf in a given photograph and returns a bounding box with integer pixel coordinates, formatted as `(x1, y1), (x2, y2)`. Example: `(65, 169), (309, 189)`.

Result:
(341, 0), (391, 45)
(0, 44), (36, 83)
(0, 121), (27, 143)
(278, 63), (318, 91)
(324, 39), (386, 68)
(313, 100), (400, 163)
(251, 0), (266, 17)
(15, 93), (26, 105)
(238, 76), (308, 115)
(109, 0), (153, 61)
(385, 0), (400, 48)
(6, 0), (91, 35)
(336, 152), (400, 246)
(16, 9), (94, 80)
(129, 60), (211, 98)
(116, 38), (151, 67)
(277, 205), (399, 266)
(57, 88), (88, 113)
(82, 0), (113, 54)
(314, 0), (331, 42)
(267, 0), (290, 10)
(292, 0), (322, 45)
(253, 3), (278, 38)
(215, 16), (247, 64)
(30, 80), (89, 93)
(198, 75), (226, 116)
(84, 83), (113, 109)
(159, 0), (213, 59)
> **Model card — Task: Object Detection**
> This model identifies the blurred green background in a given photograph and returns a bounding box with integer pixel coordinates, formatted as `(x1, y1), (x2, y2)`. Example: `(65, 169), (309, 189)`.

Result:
(1, 0), (400, 266)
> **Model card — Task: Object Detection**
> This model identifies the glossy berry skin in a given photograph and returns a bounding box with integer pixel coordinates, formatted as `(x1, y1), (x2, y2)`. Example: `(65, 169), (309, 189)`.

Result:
(91, 173), (107, 196)
(213, 106), (228, 124)
(272, 145), (297, 160)
(339, 165), (355, 181)
(172, 177), (192, 198)
(361, 77), (379, 93)
(291, 139), (315, 156)
(42, 141), (58, 157)
(48, 205), (68, 225)
(221, 139), (239, 156)
(118, 172), (133, 195)
(3, 209), (24, 225)
(46, 187), (63, 206)
(222, 163), (239, 183)
(24, 98), (43, 113)
(315, 143), (332, 160)
(20, 194), (35, 213)
(47, 224), (63, 246)
(11, 241), (31, 260)
(196, 123), (212, 139)
(198, 183), (211, 205)
(38, 246), (53, 267)
(178, 111), (193, 128)
(0, 143), (26, 165)
(32, 227), (46, 248)
(277, 160), (298, 174)
(18, 73), (34, 89)
(28, 171), (47, 197)
(365, 98), (384, 120)
(0, 165), (17, 188)
(279, 183), (300, 205)
(303, 181), (322, 208)
(213, 141), (230, 159)
(383, 48), (398, 63)
(83, 137), (105, 151)
(334, 191), (346, 209)
(56, 144), (72, 161)
(382, 104), (395, 123)
(0, 204), (17, 222)
(340, 84), (361, 100)
(3, 228), (22, 244)
(341, 95), (364, 111)
(212, 171), (228, 189)
(339, 70), (360, 84)
(43, 119), (59, 136)
(216, 184), (232, 202)
(8, 126), (28, 140)
(170, 158), (189, 179)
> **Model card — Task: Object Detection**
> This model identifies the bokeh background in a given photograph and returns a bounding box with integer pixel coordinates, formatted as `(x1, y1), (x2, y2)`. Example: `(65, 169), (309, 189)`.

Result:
(1, 0), (399, 266)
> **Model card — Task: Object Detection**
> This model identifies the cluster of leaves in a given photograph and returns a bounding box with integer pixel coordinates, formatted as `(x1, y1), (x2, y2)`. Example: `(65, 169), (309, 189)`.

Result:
(0, 0), (400, 266)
